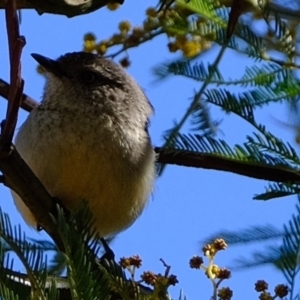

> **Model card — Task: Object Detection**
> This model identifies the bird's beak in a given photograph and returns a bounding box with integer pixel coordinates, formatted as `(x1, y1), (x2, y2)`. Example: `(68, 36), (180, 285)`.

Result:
(31, 53), (64, 77)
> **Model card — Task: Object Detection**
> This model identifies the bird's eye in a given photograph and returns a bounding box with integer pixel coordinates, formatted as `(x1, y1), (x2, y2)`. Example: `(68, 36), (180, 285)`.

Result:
(81, 71), (97, 83)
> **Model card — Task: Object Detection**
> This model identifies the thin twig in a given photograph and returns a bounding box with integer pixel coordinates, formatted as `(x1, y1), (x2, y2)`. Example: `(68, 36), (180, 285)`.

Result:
(160, 258), (171, 277)
(0, 78), (39, 112)
(0, 147), (65, 250)
(1, 0), (25, 151)
(159, 43), (228, 175)
(168, 44), (227, 140)
(105, 29), (164, 59)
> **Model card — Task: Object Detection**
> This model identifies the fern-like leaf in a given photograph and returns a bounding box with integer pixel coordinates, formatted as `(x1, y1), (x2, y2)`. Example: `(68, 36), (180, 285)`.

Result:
(167, 60), (289, 87)
(254, 183), (300, 200)
(201, 225), (284, 245)
(176, 0), (223, 25)
(54, 203), (110, 300)
(0, 208), (50, 300)
(247, 132), (300, 165)
(205, 85), (297, 111)
(171, 134), (297, 169)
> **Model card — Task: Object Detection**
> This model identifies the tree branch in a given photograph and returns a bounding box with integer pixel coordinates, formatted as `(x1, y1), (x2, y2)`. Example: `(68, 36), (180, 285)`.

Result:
(218, 0), (300, 22)
(1, 0), (26, 151)
(0, 147), (65, 250)
(155, 147), (300, 183)
(0, 0), (64, 251)
(0, 78), (38, 112)
(0, 0), (124, 18)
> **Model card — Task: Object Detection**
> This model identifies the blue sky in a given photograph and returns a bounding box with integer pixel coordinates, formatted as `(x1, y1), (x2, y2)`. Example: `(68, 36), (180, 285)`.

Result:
(0, 1), (299, 299)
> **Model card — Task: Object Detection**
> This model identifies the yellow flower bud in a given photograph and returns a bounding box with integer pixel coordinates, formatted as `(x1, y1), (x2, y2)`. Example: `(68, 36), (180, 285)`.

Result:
(84, 40), (96, 53)
(83, 33), (96, 42)
(182, 40), (201, 58)
(119, 21), (131, 33)
(107, 2), (120, 10)
(96, 42), (108, 55)
(146, 7), (157, 18)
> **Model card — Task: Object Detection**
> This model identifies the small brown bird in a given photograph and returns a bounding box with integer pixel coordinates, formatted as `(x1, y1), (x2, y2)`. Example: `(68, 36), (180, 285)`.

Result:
(12, 52), (156, 237)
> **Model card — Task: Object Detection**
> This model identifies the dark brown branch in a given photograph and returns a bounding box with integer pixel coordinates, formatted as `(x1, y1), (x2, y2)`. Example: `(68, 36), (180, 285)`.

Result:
(1, 0), (26, 151)
(0, 0), (124, 17)
(226, 0), (300, 38)
(0, 78), (38, 112)
(218, 0), (300, 22)
(0, 0), (64, 251)
(6, 0), (19, 63)
(226, 0), (251, 39)
(155, 147), (300, 183)
(0, 147), (64, 250)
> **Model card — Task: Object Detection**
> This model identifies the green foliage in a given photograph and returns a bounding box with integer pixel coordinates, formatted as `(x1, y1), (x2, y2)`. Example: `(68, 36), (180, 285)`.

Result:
(202, 224), (284, 246)
(0, 203), (174, 300)
(53, 204), (110, 300)
(176, 0), (224, 25)
(164, 61), (290, 87)
(0, 207), (55, 300)
(0, 204), (118, 300)
(155, 0), (300, 200)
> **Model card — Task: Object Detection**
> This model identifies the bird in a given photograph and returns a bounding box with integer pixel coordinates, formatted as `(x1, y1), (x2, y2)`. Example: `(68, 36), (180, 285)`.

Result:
(12, 52), (156, 238)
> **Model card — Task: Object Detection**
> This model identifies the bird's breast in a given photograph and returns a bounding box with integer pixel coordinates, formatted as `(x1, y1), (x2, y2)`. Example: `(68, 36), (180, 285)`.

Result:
(13, 107), (155, 236)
